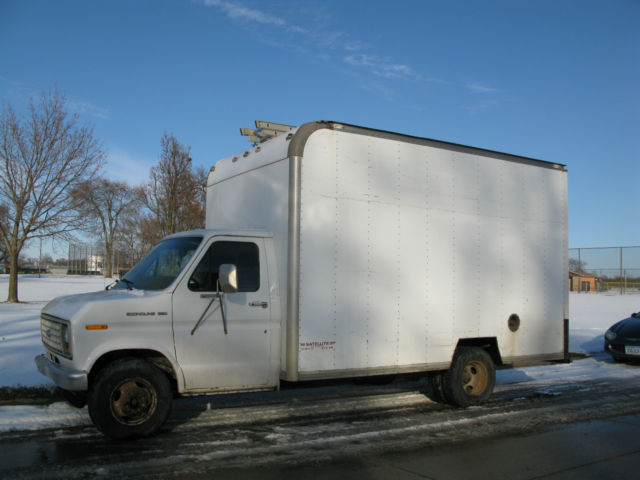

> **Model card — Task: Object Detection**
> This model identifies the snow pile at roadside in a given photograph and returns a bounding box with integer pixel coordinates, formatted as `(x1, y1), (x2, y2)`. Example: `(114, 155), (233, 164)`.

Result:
(0, 402), (91, 432)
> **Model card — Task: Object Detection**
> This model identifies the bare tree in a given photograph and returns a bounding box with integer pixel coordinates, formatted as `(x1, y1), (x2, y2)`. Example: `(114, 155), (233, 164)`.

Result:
(0, 203), (8, 271)
(117, 206), (148, 267)
(0, 90), (103, 302)
(72, 178), (140, 278)
(569, 258), (588, 274)
(140, 133), (205, 246)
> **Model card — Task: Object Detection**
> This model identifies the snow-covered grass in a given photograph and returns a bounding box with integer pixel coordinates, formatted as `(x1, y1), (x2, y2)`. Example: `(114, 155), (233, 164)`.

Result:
(570, 290), (640, 353)
(0, 274), (638, 389)
(0, 274), (639, 433)
(0, 275), (109, 387)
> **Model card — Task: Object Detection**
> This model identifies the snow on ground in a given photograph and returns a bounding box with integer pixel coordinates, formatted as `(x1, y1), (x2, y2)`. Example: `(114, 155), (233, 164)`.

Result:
(0, 275), (638, 388)
(0, 402), (92, 432)
(0, 275), (109, 387)
(569, 290), (639, 353)
(0, 274), (638, 432)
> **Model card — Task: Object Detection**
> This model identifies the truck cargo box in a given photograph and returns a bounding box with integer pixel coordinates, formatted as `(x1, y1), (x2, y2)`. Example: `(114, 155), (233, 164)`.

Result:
(207, 121), (569, 381)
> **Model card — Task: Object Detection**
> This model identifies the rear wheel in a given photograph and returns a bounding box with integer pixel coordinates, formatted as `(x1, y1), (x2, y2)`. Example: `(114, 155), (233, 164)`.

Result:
(443, 347), (495, 407)
(427, 372), (449, 403)
(88, 358), (172, 439)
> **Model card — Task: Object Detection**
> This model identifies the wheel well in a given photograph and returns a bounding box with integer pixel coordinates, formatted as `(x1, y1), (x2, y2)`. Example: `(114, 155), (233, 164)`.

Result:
(454, 338), (503, 366)
(89, 350), (178, 392)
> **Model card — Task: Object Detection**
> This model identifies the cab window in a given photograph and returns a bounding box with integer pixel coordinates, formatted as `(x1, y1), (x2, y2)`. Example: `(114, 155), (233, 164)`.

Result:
(188, 241), (259, 292)
(117, 236), (202, 290)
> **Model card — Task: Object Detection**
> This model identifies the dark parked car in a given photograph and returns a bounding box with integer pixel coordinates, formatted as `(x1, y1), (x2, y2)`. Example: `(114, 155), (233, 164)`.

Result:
(604, 312), (640, 362)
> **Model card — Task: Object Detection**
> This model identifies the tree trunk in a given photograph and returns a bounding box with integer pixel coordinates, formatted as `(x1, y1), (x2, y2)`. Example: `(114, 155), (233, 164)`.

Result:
(105, 243), (113, 278)
(7, 252), (19, 302)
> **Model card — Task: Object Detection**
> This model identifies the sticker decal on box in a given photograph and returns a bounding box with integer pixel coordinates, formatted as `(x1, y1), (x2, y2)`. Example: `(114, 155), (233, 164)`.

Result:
(300, 341), (336, 351)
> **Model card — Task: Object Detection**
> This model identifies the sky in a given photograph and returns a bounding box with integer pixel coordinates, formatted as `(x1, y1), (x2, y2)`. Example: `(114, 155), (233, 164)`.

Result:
(1, 0), (638, 255)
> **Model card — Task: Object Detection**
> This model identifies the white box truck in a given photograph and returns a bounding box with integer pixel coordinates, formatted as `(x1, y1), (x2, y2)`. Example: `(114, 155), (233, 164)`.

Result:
(36, 121), (569, 438)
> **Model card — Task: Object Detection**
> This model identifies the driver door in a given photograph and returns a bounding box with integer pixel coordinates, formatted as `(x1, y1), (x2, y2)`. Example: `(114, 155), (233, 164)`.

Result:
(172, 237), (272, 392)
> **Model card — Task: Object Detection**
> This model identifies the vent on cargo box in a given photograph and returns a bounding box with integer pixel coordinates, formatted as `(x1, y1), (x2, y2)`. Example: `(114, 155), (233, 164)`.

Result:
(508, 314), (521, 332)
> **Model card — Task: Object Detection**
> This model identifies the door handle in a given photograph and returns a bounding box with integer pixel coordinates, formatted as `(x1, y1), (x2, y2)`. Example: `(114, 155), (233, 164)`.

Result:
(249, 301), (268, 309)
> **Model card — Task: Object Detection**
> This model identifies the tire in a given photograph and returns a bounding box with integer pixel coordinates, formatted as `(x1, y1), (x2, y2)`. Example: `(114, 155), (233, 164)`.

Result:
(88, 358), (172, 439)
(443, 347), (495, 407)
(427, 372), (450, 404)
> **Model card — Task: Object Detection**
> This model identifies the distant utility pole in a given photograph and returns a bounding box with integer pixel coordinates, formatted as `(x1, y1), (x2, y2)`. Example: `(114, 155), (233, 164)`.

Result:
(38, 238), (42, 278)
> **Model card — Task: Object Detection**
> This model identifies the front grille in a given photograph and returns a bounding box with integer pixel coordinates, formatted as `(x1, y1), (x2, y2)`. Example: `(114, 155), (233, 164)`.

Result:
(41, 314), (71, 358)
(610, 344), (624, 353)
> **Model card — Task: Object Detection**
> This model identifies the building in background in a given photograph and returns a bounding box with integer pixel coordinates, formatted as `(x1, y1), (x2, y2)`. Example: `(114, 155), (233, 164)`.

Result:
(569, 271), (597, 292)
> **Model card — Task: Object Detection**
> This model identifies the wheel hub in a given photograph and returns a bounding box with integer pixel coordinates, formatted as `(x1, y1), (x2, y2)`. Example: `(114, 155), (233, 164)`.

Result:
(461, 360), (489, 396)
(110, 377), (158, 425)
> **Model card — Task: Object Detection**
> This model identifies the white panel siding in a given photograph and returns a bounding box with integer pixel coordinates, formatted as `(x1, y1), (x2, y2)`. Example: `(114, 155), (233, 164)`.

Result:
(207, 123), (567, 379)
(298, 128), (566, 375)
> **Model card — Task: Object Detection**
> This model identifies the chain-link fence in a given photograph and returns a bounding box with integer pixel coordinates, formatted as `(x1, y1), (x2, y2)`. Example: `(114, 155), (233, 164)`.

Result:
(569, 246), (640, 294)
(68, 243), (135, 276)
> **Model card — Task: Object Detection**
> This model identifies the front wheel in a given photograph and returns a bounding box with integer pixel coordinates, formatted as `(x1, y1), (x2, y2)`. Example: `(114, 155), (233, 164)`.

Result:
(443, 347), (495, 407)
(88, 358), (172, 439)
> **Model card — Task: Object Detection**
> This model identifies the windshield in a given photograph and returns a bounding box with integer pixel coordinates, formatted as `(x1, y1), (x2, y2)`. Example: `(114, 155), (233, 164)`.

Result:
(115, 236), (202, 291)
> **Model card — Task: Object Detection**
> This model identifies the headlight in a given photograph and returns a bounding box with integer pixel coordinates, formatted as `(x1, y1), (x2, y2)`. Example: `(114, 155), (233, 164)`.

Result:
(605, 330), (616, 341)
(41, 314), (72, 359)
(62, 325), (71, 356)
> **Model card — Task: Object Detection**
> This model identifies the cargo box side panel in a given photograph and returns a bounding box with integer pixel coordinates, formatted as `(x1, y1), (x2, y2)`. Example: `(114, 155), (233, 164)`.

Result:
(506, 164), (566, 359)
(297, 128), (567, 377)
(297, 129), (368, 372)
(299, 129), (441, 374)
(484, 160), (566, 359)
(397, 142), (433, 366)
(207, 159), (289, 247)
(416, 144), (457, 365)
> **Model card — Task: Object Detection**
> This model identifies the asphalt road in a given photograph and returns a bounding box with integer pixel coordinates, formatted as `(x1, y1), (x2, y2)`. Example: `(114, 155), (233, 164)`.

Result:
(2, 355), (640, 479)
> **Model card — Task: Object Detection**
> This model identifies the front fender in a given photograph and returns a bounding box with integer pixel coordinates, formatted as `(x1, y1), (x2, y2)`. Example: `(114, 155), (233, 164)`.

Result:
(83, 341), (186, 393)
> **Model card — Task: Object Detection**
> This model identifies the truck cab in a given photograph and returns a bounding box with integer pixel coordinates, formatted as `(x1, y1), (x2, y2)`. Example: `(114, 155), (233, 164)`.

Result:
(36, 230), (281, 438)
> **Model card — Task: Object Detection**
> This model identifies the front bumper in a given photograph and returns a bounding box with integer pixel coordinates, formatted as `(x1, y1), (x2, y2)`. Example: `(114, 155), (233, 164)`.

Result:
(34, 355), (88, 391)
(604, 341), (640, 362)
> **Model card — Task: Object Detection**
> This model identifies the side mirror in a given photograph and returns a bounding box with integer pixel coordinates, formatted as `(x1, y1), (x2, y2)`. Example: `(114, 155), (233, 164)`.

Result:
(218, 264), (238, 294)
